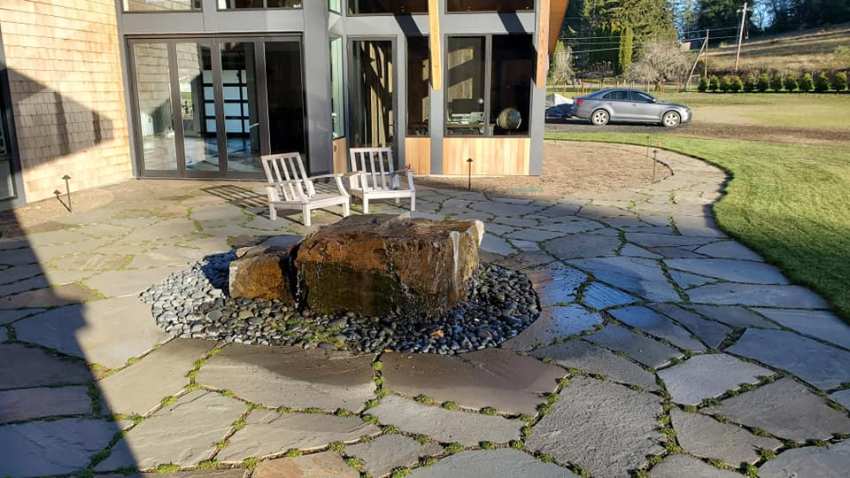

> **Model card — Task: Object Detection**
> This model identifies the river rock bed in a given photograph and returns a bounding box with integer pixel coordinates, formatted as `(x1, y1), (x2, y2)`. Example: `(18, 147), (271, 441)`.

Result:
(141, 252), (540, 354)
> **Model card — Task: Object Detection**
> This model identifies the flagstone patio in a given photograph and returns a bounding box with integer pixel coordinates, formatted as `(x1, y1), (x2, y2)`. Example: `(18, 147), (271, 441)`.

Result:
(1, 143), (850, 477)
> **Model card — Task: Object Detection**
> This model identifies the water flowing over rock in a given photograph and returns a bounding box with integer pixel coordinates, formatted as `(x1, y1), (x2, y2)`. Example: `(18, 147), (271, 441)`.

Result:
(295, 215), (483, 317)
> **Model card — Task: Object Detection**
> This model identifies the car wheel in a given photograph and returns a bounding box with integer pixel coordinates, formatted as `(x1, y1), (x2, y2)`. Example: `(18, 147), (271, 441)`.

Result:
(591, 109), (610, 126)
(662, 111), (681, 128)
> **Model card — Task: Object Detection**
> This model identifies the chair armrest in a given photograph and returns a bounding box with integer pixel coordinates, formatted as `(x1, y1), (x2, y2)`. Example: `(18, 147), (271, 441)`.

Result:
(308, 173), (344, 181)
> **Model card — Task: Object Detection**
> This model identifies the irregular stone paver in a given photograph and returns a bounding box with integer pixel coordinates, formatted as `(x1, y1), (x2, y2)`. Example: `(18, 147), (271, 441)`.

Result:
(253, 451), (359, 478)
(370, 395), (520, 446)
(217, 410), (379, 462)
(695, 241), (762, 261)
(15, 296), (171, 368)
(671, 409), (782, 465)
(650, 303), (731, 348)
(98, 339), (217, 415)
(621, 243), (662, 259)
(568, 257), (680, 302)
(703, 378), (850, 442)
(0, 344), (91, 389)
(0, 308), (45, 325)
(650, 455), (744, 478)
(759, 440), (850, 478)
(506, 228), (565, 242)
(627, 232), (716, 248)
(0, 386), (91, 424)
(533, 340), (658, 391)
(667, 259), (788, 285)
(543, 234), (620, 259)
(658, 354), (772, 406)
(347, 434), (443, 478)
(409, 449), (575, 478)
(503, 305), (602, 351)
(96, 390), (246, 471)
(669, 270), (716, 289)
(480, 234), (514, 255)
(752, 308), (850, 349)
(585, 324), (683, 368)
(527, 264), (586, 306)
(689, 304), (779, 329)
(830, 389), (850, 409)
(0, 283), (100, 309)
(383, 349), (565, 414)
(0, 418), (117, 477)
(581, 282), (639, 310)
(123, 470), (245, 478)
(527, 376), (663, 477)
(688, 283), (830, 309)
(728, 329), (850, 390)
(197, 344), (374, 411)
(610, 306), (707, 352)
(83, 267), (177, 298)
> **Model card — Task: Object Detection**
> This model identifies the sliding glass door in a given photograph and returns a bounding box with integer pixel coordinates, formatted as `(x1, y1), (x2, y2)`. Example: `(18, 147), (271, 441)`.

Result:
(128, 36), (306, 178)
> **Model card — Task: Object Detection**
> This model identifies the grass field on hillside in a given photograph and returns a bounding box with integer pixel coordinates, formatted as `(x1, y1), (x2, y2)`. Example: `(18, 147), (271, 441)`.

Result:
(706, 23), (850, 72)
(544, 128), (850, 320)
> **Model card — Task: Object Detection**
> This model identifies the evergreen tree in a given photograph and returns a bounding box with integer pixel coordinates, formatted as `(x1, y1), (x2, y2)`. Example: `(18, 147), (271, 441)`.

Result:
(618, 25), (634, 74)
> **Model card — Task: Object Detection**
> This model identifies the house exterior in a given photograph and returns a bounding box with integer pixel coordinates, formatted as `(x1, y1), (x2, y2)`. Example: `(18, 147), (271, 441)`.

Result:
(0, 0), (568, 210)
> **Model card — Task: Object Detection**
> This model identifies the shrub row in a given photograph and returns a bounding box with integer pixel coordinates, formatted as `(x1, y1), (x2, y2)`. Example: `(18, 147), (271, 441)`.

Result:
(698, 71), (848, 93)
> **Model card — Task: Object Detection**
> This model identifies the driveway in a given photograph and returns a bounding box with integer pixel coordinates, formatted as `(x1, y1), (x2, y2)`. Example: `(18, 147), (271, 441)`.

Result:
(1, 143), (849, 477)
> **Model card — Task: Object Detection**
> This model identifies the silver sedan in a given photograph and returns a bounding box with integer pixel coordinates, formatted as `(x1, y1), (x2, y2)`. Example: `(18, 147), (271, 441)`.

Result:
(574, 88), (692, 127)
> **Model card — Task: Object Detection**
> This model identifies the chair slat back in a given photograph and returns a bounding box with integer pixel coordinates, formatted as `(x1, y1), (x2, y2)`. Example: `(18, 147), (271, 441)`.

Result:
(349, 147), (395, 192)
(261, 153), (313, 201)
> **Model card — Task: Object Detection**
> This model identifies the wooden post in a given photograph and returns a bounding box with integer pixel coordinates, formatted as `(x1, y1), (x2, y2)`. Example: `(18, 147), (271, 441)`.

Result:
(428, 0), (442, 91)
(536, 0), (552, 87)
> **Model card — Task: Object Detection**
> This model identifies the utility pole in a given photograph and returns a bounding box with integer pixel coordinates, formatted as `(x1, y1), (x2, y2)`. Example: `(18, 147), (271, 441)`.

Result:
(735, 2), (748, 72)
(704, 29), (710, 77)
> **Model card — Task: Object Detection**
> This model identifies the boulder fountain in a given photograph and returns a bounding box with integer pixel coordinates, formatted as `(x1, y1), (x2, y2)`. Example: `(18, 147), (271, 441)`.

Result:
(144, 215), (540, 355)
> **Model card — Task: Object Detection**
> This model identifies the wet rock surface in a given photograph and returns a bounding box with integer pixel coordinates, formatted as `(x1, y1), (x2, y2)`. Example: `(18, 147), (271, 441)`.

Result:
(297, 215), (482, 317)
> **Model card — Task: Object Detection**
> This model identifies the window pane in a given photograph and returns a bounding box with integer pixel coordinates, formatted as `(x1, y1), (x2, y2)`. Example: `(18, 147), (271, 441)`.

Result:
(330, 37), (345, 138)
(349, 0), (427, 15)
(265, 41), (307, 157)
(329, 0), (341, 13)
(133, 42), (177, 171)
(447, 0), (534, 12)
(407, 36), (430, 137)
(0, 98), (13, 199)
(176, 43), (219, 172)
(217, 0), (302, 8)
(603, 90), (628, 100)
(491, 34), (533, 136)
(123, 0), (200, 11)
(446, 37), (486, 136)
(350, 40), (394, 148)
(221, 42), (262, 172)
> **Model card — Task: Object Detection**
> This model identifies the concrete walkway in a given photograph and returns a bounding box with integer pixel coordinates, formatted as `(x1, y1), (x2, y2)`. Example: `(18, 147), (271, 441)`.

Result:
(1, 144), (849, 477)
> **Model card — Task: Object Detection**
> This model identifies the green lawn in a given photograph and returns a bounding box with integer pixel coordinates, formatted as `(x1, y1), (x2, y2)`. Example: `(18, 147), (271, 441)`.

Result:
(545, 130), (850, 320)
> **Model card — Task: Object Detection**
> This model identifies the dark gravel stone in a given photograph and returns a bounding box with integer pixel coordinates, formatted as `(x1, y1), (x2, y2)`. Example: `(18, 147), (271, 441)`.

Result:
(141, 252), (540, 355)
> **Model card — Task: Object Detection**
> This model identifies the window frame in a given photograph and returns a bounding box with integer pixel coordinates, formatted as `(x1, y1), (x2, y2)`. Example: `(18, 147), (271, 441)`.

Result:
(443, 33), (533, 138)
(121, 0), (203, 14)
(346, 0), (429, 16)
(216, 0), (303, 12)
(445, 0), (535, 14)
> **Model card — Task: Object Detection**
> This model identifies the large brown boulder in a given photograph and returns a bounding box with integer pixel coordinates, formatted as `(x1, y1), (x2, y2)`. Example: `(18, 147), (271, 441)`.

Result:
(295, 215), (483, 317)
(229, 235), (301, 302)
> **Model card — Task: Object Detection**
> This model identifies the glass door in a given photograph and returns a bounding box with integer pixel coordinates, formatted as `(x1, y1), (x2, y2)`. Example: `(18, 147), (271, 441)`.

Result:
(349, 39), (396, 150)
(129, 36), (306, 178)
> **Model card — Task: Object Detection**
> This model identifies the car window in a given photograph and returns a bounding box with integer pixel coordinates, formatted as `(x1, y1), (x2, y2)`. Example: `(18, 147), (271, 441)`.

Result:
(630, 91), (655, 103)
(603, 90), (628, 101)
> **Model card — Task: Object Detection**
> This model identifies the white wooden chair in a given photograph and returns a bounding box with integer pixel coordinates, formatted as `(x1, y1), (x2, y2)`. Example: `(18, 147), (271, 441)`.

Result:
(348, 147), (416, 214)
(261, 153), (350, 227)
